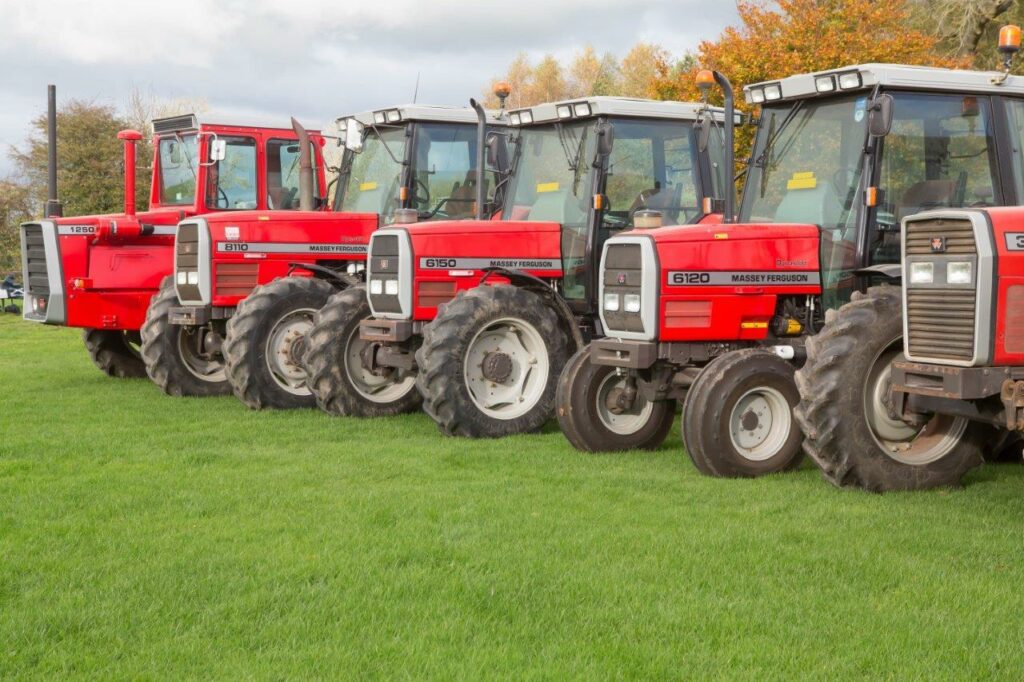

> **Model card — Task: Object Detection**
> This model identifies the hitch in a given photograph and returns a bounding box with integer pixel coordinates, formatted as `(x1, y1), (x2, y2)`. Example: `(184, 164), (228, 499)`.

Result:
(1000, 380), (1024, 430)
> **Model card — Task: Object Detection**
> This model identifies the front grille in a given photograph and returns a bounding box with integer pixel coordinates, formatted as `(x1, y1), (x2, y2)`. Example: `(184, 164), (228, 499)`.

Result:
(905, 218), (976, 255)
(906, 287), (976, 361)
(215, 262), (259, 297)
(175, 222), (203, 302)
(368, 233), (402, 314)
(22, 224), (49, 295)
(602, 243), (643, 333)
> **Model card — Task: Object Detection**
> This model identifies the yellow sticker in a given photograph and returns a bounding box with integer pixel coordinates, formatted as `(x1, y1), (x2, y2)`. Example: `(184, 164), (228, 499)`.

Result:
(536, 182), (560, 193)
(360, 181), (378, 192)
(786, 171), (817, 191)
(714, 233), (729, 240)
(741, 321), (769, 329)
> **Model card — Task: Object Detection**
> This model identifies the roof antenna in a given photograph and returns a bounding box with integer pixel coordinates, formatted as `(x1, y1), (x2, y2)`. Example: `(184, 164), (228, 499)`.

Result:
(412, 72), (421, 104)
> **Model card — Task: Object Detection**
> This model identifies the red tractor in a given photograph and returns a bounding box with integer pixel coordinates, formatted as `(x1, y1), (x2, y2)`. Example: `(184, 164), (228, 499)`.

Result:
(20, 97), (327, 379)
(301, 96), (733, 435)
(557, 50), (1024, 475)
(142, 103), (507, 409)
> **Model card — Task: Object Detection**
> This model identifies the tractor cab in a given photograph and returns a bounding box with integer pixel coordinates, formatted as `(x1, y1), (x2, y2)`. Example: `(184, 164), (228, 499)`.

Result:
(741, 64), (1024, 308)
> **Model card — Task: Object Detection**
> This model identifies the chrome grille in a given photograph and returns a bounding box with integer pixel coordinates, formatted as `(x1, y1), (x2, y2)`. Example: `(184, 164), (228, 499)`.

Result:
(906, 288), (976, 361)
(368, 234), (401, 314)
(905, 218), (976, 255)
(175, 222), (202, 302)
(602, 243), (643, 333)
(22, 224), (49, 295)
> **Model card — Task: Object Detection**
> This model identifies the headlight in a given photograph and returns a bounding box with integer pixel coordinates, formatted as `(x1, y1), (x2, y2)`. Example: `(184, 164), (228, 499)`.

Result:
(369, 279), (383, 295)
(947, 261), (972, 284)
(386, 110), (401, 123)
(838, 71), (862, 89)
(385, 279), (399, 295)
(603, 293), (620, 311)
(510, 113), (521, 126)
(373, 112), (386, 124)
(557, 105), (572, 119)
(910, 262), (934, 284)
(623, 294), (641, 313)
(520, 110), (533, 124)
(176, 271), (187, 285)
(749, 88), (765, 104)
(763, 84), (782, 101)
(573, 103), (591, 117)
(815, 76), (835, 92)
(187, 271), (199, 285)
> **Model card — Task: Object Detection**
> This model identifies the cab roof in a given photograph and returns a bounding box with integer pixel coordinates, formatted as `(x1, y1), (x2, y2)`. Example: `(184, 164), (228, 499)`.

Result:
(508, 96), (736, 126)
(151, 113), (309, 136)
(346, 104), (505, 127)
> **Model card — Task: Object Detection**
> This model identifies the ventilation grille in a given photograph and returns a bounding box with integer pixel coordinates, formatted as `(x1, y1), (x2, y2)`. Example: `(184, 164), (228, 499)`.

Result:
(906, 288), (976, 361)
(22, 225), (49, 295)
(905, 218), (976, 255)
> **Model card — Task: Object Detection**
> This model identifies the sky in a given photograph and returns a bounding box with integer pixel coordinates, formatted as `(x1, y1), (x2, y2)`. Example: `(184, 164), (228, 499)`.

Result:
(0, 0), (739, 178)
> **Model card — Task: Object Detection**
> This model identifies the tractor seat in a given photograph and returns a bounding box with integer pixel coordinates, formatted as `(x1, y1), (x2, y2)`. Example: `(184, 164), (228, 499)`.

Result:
(446, 172), (485, 219)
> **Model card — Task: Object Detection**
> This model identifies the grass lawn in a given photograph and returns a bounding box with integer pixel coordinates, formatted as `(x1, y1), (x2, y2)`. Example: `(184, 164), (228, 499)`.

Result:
(1, 310), (1023, 678)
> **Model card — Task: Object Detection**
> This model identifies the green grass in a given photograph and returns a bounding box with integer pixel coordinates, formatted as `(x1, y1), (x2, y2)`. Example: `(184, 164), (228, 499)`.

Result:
(1, 311), (1023, 679)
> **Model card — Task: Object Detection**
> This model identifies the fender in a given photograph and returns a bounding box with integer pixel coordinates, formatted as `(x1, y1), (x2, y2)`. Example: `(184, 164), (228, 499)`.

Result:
(287, 262), (361, 288)
(482, 267), (584, 352)
(854, 263), (902, 281)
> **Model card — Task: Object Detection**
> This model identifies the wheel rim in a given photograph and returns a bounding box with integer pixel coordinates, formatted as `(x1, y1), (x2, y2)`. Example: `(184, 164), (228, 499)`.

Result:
(463, 316), (549, 420)
(343, 325), (417, 404)
(265, 308), (316, 395)
(863, 339), (968, 466)
(595, 370), (655, 436)
(728, 386), (792, 461)
(177, 329), (225, 383)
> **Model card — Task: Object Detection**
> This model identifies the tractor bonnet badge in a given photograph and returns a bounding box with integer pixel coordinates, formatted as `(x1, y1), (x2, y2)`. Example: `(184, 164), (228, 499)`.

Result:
(380, 259), (389, 269)
(931, 236), (947, 253)
(617, 273), (626, 284)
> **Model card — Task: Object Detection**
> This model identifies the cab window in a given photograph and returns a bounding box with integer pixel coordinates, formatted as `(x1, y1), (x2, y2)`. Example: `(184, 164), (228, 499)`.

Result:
(206, 136), (258, 210)
(266, 139), (317, 210)
(411, 123), (492, 220)
(158, 134), (198, 206)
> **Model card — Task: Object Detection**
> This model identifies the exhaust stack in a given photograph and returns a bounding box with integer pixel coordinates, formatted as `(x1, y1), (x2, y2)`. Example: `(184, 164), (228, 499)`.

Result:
(469, 98), (487, 220)
(45, 85), (63, 218)
(291, 117), (315, 211)
(116, 129), (143, 217)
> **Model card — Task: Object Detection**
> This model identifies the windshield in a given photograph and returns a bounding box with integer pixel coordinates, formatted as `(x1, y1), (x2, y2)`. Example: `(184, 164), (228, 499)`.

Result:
(335, 125), (407, 219)
(411, 122), (500, 220)
(158, 134), (198, 205)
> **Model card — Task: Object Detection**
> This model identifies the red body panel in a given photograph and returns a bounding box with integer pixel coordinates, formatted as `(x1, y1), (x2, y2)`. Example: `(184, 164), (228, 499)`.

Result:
(203, 211), (378, 307)
(50, 124), (326, 331)
(405, 220), (563, 320)
(983, 208), (1024, 365)
(645, 223), (822, 341)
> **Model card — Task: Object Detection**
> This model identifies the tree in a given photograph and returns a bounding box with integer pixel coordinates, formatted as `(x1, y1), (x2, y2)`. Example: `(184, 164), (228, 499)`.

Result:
(910, 0), (1016, 63)
(619, 43), (667, 98)
(0, 180), (32, 274)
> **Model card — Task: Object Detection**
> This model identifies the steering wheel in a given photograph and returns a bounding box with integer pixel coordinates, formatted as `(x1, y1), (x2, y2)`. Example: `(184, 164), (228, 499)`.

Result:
(217, 187), (230, 209)
(413, 178), (431, 207)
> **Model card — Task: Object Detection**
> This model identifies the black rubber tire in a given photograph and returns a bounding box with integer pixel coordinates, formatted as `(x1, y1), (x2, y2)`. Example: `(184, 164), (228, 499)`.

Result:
(416, 285), (571, 438)
(83, 328), (146, 378)
(140, 276), (231, 396)
(794, 284), (986, 492)
(556, 346), (675, 452)
(984, 431), (1023, 463)
(223, 276), (335, 410)
(681, 348), (804, 477)
(302, 286), (422, 417)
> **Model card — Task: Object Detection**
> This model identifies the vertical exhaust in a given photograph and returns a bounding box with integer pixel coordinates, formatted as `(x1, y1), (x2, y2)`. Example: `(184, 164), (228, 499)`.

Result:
(695, 70), (736, 223)
(116, 129), (143, 217)
(45, 85), (63, 218)
(291, 117), (315, 211)
(469, 98), (486, 220)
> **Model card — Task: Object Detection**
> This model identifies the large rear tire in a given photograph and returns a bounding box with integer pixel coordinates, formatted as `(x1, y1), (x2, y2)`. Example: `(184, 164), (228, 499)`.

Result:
(681, 349), (804, 477)
(83, 328), (146, 378)
(223, 276), (335, 410)
(794, 284), (986, 492)
(140, 276), (230, 396)
(302, 286), (421, 417)
(416, 285), (571, 438)
(556, 346), (675, 452)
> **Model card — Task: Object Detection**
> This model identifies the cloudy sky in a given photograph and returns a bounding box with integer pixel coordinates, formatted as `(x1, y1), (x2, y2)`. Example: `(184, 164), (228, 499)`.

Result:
(0, 0), (738, 177)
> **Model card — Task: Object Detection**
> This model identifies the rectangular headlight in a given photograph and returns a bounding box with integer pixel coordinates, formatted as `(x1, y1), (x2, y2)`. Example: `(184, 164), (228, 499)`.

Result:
(763, 84), (782, 101)
(749, 88), (766, 104)
(176, 271), (187, 285)
(947, 261), (972, 284)
(838, 71), (862, 90)
(187, 271), (199, 285)
(369, 279), (383, 295)
(623, 294), (641, 313)
(386, 110), (401, 123)
(910, 262), (934, 284)
(603, 293), (620, 311)
(373, 112), (386, 124)
(510, 113), (521, 126)
(520, 110), (533, 124)
(815, 76), (835, 93)
(573, 103), (591, 117)
(384, 279), (399, 295)
(557, 105), (572, 119)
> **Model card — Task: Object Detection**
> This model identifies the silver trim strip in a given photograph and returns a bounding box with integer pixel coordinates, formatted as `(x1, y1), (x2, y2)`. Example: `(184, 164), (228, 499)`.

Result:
(216, 242), (367, 254)
(175, 218), (212, 306)
(666, 271), (820, 286)
(417, 257), (560, 270)
(20, 220), (66, 324)
(598, 235), (659, 342)
(367, 229), (413, 320)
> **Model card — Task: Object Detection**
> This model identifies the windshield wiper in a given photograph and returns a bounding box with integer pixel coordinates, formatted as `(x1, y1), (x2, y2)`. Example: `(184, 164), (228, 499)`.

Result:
(753, 101), (804, 171)
(176, 133), (198, 180)
(367, 124), (407, 166)
(555, 123), (581, 173)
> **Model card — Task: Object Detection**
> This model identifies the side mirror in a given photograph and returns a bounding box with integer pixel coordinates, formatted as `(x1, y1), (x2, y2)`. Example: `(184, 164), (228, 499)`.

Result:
(594, 120), (614, 165)
(210, 139), (227, 162)
(485, 131), (508, 171)
(168, 141), (182, 166)
(868, 94), (894, 138)
(345, 118), (365, 153)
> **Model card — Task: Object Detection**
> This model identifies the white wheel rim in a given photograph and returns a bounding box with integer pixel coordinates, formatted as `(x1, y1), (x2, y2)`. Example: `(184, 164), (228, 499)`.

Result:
(343, 325), (417, 404)
(177, 329), (225, 382)
(265, 308), (316, 395)
(463, 316), (549, 420)
(595, 371), (655, 436)
(728, 386), (792, 461)
(864, 343), (968, 466)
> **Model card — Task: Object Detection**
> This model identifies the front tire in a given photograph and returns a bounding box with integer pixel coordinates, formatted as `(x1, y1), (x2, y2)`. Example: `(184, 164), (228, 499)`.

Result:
(302, 286), (421, 417)
(556, 346), (675, 452)
(416, 285), (571, 438)
(681, 349), (804, 477)
(140, 277), (230, 396)
(83, 328), (146, 378)
(794, 285), (985, 492)
(223, 276), (335, 410)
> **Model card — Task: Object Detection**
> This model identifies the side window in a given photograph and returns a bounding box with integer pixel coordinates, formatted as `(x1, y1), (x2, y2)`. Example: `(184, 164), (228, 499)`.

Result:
(267, 139), (319, 210)
(1003, 98), (1024, 202)
(158, 135), (198, 205)
(412, 124), (489, 220)
(207, 136), (258, 210)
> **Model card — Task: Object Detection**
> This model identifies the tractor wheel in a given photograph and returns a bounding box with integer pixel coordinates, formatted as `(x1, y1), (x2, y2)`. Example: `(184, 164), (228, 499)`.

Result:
(794, 284), (986, 492)
(140, 276), (230, 396)
(302, 286), (421, 417)
(556, 346), (675, 452)
(416, 285), (571, 438)
(681, 348), (804, 477)
(223, 276), (335, 410)
(83, 328), (146, 378)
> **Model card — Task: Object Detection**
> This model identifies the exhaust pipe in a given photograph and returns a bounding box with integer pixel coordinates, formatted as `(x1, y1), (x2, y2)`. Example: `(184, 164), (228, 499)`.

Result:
(116, 129), (142, 217)
(470, 98), (486, 220)
(291, 117), (315, 211)
(695, 70), (736, 224)
(45, 85), (63, 218)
